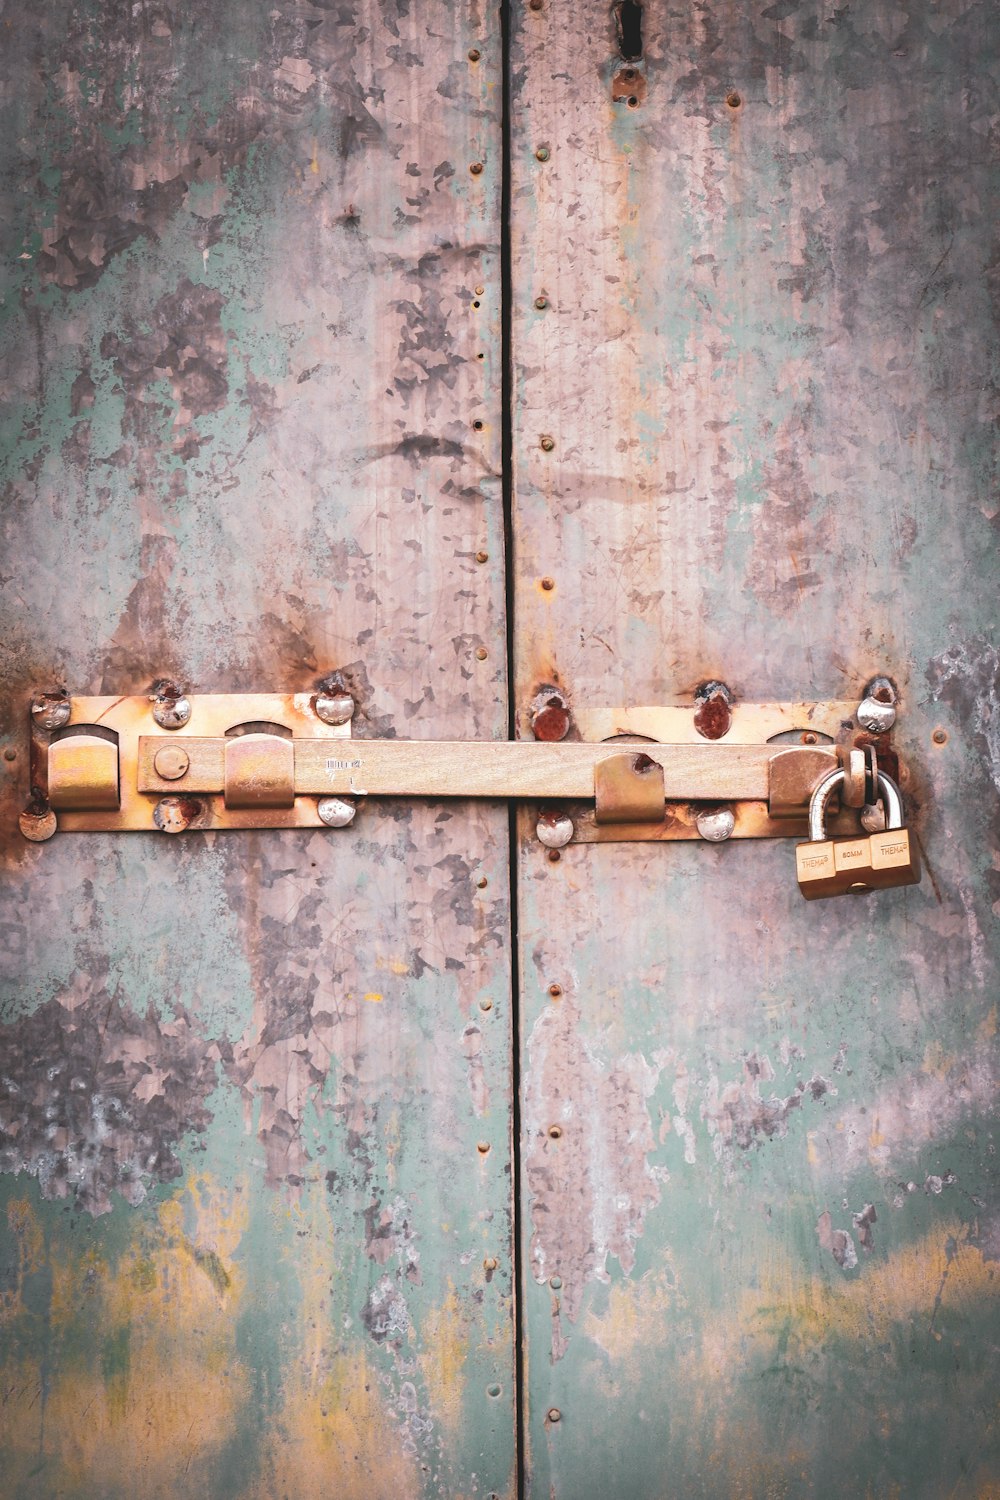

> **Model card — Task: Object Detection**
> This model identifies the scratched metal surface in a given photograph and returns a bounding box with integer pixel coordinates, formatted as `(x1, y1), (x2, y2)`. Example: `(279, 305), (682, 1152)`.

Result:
(511, 2), (1000, 1496)
(0, 3), (515, 1497)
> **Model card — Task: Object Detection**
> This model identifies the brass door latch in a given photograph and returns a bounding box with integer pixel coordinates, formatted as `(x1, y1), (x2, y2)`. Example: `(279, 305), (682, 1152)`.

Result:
(20, 684), (916, 891)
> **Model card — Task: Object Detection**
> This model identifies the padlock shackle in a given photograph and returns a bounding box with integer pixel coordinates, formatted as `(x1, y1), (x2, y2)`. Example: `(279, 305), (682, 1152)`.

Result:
(809, 769), (903, 843)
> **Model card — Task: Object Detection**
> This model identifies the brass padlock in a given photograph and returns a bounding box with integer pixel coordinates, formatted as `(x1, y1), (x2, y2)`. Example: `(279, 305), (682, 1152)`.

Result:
(796, 768), (920, 900)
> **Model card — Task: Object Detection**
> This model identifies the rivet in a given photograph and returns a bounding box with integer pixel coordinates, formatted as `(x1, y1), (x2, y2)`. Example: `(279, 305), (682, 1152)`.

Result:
(477, 1141), (491, 1155)
(727, 90), (742, 108)
(476, 550), (489, 563)
(3, 747), (16, 762)
(539, 435), (555, 451)
(470, 161), (484, 175)
(479, 996), (494, 1011)
(536, 811), (573, 848)
(487, 1382), (502, 1398)
(547, 983), (562, 998)
(315, 689), (355, 726)
(858, 676), (897, 733)
(534, 145), (550, 162)
(153, 745), (190, 782)
(802, 731), (818, 745)
(152, 693), (192, 730)
(549, 1275), (562, 1289)
(547, 849), (561, 863)
(540, 576), (555, 590)
(548, 1407), (562, 1423)
(696, 807), (735, 843)
(477, 876), (488, 888)
(534, 295), (548, 310)
(484, 1256), (499, 1271)
(476, 647), (488, 661)
(473, 419), (484, 430)
(318, 796), (357, 828)
(468, 47), (481, 61)
(932, 726), (948, 745)
(548, 1124), (563, 1140)
(153, 795), (204, 834)
(529, 0), (543, 9)
(19, 804), (57, 842)
(31, 693), (71, 732)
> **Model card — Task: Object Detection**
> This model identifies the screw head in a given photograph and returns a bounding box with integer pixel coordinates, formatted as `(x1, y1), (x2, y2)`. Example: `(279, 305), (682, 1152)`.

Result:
(547, 1407), (562, 1423)
(468, 47), (481, 61)
(547, 983), (562, 998)
(727, 90), (742, 108)
(479, 996), (494, 1012)
(32, 693), (71, 732)
(315, 690), (355, 726)
(540, 435), (555, 452)
(536, 812), (573, 849)
(696, 807), (735, 842)
(152, 695), (191, 730)
(932, 726), (948, 745)
(476, 550), (489, 563)
(318, 796), (357, 828)
(153, 745), (190, 782)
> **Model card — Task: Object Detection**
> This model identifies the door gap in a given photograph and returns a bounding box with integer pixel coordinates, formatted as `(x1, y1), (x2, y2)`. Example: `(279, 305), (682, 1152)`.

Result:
(499, 0), (525, 1494)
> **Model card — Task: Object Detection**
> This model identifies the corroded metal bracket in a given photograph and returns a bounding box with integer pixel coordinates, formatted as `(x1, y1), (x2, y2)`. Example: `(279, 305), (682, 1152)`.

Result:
(20, 690), (898, 845)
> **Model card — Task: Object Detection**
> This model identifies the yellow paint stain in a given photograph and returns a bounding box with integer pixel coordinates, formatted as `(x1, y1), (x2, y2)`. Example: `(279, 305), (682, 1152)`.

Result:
(417, 1286), (470, 1438)
(806, 1130), (819, 1166)
(254, 1351), (418, 1500)
(1, 1199), (44, 1321)
(376, 955), (411, 976)
(310, 138), (319, 173)
(582, 1270), (677, 1361)
(978, 1005), (998, 1042)
(365, 991), (384, 1003)
(922, 1039), (955, 1078)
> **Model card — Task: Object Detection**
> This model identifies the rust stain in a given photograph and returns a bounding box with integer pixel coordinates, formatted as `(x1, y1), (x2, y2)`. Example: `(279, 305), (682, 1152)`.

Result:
(693, 686), (732, 741)
(529, 685), (571, 743)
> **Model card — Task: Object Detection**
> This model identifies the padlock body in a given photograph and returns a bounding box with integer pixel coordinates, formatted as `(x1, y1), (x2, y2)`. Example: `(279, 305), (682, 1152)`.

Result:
(796, 840), (844, 898)
(867, 827), (921, 890)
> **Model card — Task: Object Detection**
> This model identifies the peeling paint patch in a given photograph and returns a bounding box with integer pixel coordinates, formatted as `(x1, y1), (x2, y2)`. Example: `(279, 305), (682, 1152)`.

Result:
(0, 992), (218, 1215)
(815, 1209), (858, 1270)
(928, 638), (1000, 794)
(704, 1051), (833, 1156)
(361, 1274), (411, 1345)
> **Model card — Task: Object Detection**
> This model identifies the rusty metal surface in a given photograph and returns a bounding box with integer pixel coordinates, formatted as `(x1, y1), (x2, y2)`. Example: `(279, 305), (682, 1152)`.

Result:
(0, 3), (514, 1496)
(512, 0), (1000, 1495)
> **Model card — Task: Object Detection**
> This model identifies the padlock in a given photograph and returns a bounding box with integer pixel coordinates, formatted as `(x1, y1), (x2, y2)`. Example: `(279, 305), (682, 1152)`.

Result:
(796, 768), (920, 900)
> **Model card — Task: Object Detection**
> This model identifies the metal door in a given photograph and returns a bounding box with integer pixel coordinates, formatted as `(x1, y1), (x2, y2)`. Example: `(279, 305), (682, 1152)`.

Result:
(1, 4), (516, 1496)
(510, 2), (1000, 1496)
(2, 2), (999, 1498)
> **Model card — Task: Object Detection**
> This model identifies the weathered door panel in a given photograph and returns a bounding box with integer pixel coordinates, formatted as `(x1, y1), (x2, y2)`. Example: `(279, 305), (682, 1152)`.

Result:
(1, 4), (514, 1497)
(511, 2), (999, 1495)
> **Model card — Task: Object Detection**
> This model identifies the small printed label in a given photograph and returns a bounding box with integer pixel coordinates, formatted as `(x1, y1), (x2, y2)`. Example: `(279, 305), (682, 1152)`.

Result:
(326, 757), (363, 774)
(800, 854), (830, 870)
(879, 841), (907, 857)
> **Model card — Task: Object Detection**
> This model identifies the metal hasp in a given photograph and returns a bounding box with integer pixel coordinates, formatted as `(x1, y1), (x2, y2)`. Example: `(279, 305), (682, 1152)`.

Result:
(21, 689), (909, 846)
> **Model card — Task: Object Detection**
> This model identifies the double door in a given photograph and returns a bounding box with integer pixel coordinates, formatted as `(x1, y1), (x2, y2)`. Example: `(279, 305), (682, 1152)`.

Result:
(2, 2), (997, 1496)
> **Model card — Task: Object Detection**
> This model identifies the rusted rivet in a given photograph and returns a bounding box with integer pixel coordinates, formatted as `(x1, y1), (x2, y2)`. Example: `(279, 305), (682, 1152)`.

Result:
(548, 1408), (562, 1423)
(477, 1141), (491, 1155)
(315, 688), (355, 726)
(540, 577), (556, 592)
(19, 803), (57, 842)
(547, 983), (562, 998)
(32, 692), (71, 732)
(547, 849), (561, 863)
(726, 90), (742, 108)
(318, 796), (357, 828)
(468, 47), (481, 61)
(534, 145), (550, 162)
(476, 646), (488, 661)
(153, 745), (190, 782)
(534, 295), (548, 310)
(802, 731), (818, 745)
(484, 1256), (499, 1272)
(479, 996), (494, 1011)
(540, 435), (555, 452)
(473, 419), (484, 431)
(150, 681), (191, 730)
(548, 1124), (563, 1140)
(549, 1275), (562, 1289)
(627, 95), (639, 107)
(487, 1382), (502, 1398)
(529, 0), (543, 9)
(531, 691), (571, 742)
(476, 550), (489, 563)
(477, 876), (488, 888)
(932, 726), (948, 745)
(153, 796), (204, 834)
(693, 680), (733, 740)
(3, 747), (16, 762)
(470, 161), (484, 175)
